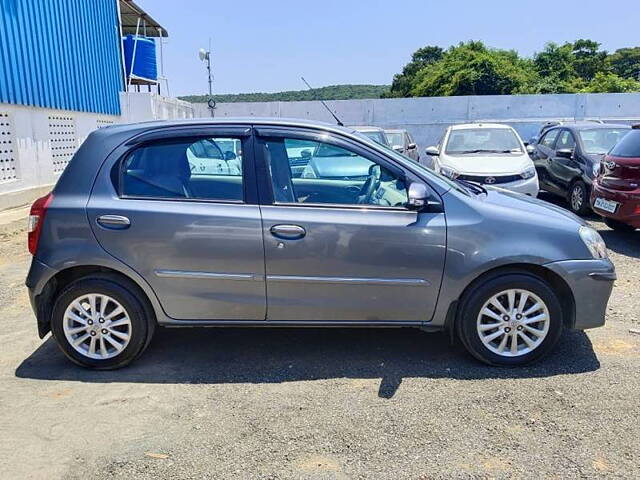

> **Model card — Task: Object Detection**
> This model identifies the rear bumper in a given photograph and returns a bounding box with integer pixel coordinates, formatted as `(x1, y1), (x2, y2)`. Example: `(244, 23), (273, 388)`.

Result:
(591, 183), (640, 227)
(25, 258), (57, 338)
(544, 258), (616, 330)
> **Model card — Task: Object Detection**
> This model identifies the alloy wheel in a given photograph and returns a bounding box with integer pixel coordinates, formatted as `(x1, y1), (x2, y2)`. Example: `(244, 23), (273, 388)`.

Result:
(571, 184), (584, 212)
(62, 293), (132, 360)
(476, 289), (550, 357)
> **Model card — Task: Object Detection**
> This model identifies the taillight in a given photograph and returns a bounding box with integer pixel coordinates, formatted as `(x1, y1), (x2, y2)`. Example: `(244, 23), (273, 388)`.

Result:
(28, 192), (53, 255)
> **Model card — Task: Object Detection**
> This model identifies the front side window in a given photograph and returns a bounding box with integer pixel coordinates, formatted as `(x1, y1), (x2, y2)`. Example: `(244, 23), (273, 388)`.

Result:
(540, 129), (559, 148)
(556, 130), (576, 150)
(386, 132), (403, 147)
(445, 128), (522, 154)
(578, 128), (629, 155)
(121, 136), (244, 201)
(264, 136), (408, 207)
(609, 129), (640, 158)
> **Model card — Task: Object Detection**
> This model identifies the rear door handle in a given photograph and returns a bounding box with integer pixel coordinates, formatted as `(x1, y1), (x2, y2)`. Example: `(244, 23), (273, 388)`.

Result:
(270, 224), (306, 240)
(97, 215), (131, 229)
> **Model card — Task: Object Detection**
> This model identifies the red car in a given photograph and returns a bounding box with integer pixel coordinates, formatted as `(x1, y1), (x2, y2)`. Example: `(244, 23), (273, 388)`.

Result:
(591, 125), (640, 232)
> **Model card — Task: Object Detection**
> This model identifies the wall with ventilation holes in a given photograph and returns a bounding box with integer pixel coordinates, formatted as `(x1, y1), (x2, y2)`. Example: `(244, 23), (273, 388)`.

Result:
(0, 92), (194, 210)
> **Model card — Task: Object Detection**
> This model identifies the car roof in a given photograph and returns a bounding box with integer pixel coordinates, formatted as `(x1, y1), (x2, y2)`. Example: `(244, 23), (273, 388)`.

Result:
(384, 128), (406, 133)
(449, 123), (513, 130)
(559, 122), (631, 132)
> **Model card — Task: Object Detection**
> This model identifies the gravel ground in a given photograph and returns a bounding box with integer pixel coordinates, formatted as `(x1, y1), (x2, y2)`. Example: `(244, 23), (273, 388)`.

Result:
(0, 197), (638, 479)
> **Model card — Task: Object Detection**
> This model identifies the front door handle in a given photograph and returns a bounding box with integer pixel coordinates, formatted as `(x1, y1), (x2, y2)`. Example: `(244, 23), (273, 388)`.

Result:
(270, 224), (306, 240)
(97, 215), (131, 229)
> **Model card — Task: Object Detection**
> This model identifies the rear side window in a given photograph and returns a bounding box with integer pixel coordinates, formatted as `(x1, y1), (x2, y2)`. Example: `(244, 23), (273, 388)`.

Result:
(121, 137), (244, 201)
(609, 130), (640, 158)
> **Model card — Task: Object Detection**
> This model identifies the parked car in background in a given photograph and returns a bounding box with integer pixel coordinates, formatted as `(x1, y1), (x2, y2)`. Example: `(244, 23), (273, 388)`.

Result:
(424, 123), (539, 196)
(530, 123), (630, 215)
(528, 120), (605, 146)
(26, 118), (615, 370)
(351, 126), (390, 146)
(384, 128), (420, 162)
(591, 125), (640, 231)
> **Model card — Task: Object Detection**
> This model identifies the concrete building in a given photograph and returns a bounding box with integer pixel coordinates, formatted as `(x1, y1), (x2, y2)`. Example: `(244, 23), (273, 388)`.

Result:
(0, 0), (193, 210)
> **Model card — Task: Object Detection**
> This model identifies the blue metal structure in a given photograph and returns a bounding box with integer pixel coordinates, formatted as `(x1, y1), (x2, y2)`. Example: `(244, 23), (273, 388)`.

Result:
(0, 0), (123, 115)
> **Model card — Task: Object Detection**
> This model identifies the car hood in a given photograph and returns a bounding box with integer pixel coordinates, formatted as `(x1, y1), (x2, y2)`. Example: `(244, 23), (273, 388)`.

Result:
(442, 153), (531, 175)
(481, 187), (586, 226)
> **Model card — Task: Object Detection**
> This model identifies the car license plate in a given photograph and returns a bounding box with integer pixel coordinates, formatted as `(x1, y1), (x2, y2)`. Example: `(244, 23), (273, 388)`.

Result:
(594, 197), (618, 213)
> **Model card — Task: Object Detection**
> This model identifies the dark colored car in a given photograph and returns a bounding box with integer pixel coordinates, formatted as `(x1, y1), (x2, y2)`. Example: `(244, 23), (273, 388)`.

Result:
(591, 125), (640, 231)
(530, 123), (630, 215)
(527, 120), (605, 146)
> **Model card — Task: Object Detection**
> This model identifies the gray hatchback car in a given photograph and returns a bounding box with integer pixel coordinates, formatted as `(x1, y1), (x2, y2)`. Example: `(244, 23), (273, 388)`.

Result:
(26, 118), (616, 369)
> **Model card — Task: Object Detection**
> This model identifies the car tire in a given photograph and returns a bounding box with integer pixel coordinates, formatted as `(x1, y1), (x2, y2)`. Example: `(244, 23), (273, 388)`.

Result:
(457, 273), (563, 366)
(51, 275), (155, 369)
(568, 180), (590, 216)
(604, 217), (636, 232)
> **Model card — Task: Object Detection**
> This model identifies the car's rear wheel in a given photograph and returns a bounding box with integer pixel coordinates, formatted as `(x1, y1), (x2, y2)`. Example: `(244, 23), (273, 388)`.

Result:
(568, 180), (590, 215)
(457, 273), (563, 366)
(51, 275), (154, 369)
(604, 217), (636, 232)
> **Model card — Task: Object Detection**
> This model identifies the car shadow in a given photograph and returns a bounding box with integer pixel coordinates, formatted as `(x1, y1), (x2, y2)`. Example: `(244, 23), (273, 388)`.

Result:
(16, 327), (600, 399)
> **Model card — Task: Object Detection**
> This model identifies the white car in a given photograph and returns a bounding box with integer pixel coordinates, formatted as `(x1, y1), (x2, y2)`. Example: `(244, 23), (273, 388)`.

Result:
(424, 123), (539, 196)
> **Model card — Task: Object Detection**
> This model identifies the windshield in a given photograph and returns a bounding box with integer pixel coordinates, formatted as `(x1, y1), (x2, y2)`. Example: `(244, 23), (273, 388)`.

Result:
(386, 132), (403, 146)
(579, 128), (629, 155)
(445, 128), (522, 154)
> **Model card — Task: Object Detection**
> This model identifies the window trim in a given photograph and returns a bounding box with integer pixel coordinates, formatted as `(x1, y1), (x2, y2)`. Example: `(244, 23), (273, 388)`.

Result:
(255, 127), (413, 211)
(116, 131), (255, 205)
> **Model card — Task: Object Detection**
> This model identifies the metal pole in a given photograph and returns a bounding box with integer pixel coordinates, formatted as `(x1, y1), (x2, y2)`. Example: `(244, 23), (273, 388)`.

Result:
(127, 16), (141, 92)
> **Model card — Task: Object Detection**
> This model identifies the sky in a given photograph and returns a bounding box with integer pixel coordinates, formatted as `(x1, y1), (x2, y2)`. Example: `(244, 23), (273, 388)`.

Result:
(135, 0), (640, 97)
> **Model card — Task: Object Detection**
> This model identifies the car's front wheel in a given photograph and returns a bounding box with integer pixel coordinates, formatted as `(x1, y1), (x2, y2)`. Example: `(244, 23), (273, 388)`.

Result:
(51, 275), (154, 369)
(457, 273), (563, 366)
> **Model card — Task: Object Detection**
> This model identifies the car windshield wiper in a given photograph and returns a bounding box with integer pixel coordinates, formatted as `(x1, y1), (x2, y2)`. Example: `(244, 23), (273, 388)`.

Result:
(455, 149), (517, 154)
(456, 179), (488, 195)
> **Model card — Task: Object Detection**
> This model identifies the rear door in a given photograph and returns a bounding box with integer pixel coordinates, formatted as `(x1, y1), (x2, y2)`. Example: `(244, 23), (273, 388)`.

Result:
(534, 128), (560, 192)
(87, 126), (266, 321)
(255, 127), (446, 323)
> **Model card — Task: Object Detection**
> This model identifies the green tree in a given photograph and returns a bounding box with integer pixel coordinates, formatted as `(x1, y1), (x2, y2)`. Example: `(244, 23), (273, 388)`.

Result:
(533, 42), (575, 82)
(410, 41), (537, 97)
(571, 39), (608, 81)
(581, 72), (640, 93)
(608, 47), (640, 80)
(384, 46), (444, 97)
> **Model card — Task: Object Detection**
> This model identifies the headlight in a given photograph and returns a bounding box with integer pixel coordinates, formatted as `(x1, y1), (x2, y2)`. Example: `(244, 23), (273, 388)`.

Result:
(439, 165), (460, 179)
(579, 226), (608, 259)
(521, 166), (536, 179)
(592, 162), (601, 177)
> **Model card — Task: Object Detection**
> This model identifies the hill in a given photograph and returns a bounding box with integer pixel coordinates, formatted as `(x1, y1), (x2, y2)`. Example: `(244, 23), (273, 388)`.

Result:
(179, 84), (390, 103)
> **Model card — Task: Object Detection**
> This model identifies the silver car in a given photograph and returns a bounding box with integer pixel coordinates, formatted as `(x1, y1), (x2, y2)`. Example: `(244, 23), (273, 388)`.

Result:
(26, 118), (615, 369)
(385, 128), (420, 163)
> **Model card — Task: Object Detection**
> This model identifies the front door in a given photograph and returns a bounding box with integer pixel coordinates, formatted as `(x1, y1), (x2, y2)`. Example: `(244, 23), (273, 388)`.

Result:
(549, 129), (580, 191)
(255, 128), (446, 322)
(87, 127), (266, 321)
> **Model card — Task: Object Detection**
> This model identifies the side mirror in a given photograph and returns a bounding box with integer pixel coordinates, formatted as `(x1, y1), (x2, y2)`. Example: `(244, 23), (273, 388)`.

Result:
(407, 182), (442, 212)
(425, 146), (439, 156)
(557, 148), (573, 159)
(526, 144), (535, 154)
(407, 143), (417, 150)
(392, 145), (404, 153)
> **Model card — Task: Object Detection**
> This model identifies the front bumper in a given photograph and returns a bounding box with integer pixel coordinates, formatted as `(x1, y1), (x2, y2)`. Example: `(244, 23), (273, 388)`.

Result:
(544, 258), (616, 330)
(493, 175), (540, 197)
(591, 183), (640, 228)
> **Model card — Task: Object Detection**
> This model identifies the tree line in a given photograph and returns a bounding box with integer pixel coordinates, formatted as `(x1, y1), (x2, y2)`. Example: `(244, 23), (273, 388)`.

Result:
(384, 40), (640, 98)
(180, 84), (390, 104)
(181, 40), (640, 103)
